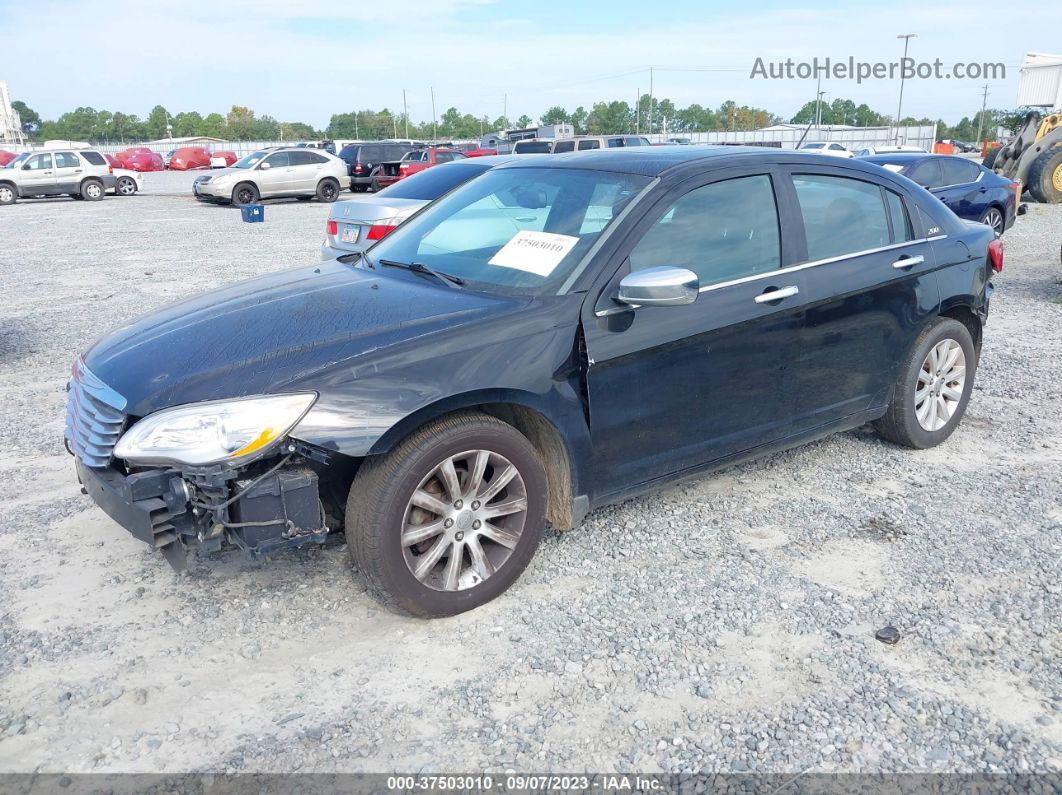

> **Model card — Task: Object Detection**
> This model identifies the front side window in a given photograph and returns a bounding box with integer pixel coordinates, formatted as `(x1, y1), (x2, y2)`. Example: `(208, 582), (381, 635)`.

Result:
(54, 152), (80, 168)
(365, 167), (650, 294)
(607, 138), (624, 148)
(24, 154), (52, 170)
(553, 140), (575, 153)
(577, 140), (600, 150)
(629, 174), (781, 287)
(435, 152), (454, 163)
(793, 174), (893, 259)
(263, 152), (290, 168)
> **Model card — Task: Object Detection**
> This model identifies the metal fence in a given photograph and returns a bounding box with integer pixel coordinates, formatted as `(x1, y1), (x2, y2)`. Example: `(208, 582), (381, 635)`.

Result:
(645, 124), (937, 151)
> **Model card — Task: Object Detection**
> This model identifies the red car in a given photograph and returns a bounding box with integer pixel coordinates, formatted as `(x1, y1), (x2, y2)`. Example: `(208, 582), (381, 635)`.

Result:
(454, 143), (498, 157)
(0, 150), (18, 167)
(168, 147), (212, 170)
(374, 147), (467, 190)
(209, 150), (237, 167)
(121, 152), (165, 172)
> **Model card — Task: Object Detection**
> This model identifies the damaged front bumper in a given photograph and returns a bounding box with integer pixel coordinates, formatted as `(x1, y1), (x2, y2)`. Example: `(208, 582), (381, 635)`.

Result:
(74, 449), (331, 571)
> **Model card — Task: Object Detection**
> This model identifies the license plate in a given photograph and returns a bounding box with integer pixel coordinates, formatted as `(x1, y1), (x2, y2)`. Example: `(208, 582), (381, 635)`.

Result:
(341, 225), (360, 243)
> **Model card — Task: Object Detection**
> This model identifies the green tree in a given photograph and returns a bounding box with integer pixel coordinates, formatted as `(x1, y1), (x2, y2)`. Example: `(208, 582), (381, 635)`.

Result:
(146, 105), (170, 139)
(540, 106), (568, 125)
(490, 116), (510, 132)
(225, 105), (256, 140)
(586, 101), (632, 134)
(197, 113), (225, 137)
(172, 111), (203, 137)
(569, 106), (588, 135)
(11, 100), (41, 136)
(516, 114), (534, 129)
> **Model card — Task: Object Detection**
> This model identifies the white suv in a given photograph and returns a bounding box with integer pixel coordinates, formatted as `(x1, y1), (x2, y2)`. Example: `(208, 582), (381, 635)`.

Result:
(0, 149), (116, 205)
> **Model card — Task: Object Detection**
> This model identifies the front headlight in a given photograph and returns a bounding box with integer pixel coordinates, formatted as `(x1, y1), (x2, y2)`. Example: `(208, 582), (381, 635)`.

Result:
(113, 393), (316, 466)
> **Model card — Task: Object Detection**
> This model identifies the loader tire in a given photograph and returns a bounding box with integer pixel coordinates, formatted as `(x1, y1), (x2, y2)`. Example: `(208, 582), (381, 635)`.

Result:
(1026, 147), (1062, 204)
(982, 147), (1000, 170)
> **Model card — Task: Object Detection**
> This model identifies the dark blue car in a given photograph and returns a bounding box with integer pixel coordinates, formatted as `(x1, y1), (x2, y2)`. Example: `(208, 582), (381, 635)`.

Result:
(67, 148), (1001, 616)
(860, 152), (1017, 235)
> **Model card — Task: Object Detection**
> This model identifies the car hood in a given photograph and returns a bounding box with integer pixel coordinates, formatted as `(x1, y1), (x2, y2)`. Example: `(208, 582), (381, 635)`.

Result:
(328, 197), (427, 223)
(84, 260), (528, 416)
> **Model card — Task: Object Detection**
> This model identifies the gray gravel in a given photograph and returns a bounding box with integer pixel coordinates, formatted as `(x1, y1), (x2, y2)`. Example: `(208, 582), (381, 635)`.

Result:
(0, 183), (1059, 775)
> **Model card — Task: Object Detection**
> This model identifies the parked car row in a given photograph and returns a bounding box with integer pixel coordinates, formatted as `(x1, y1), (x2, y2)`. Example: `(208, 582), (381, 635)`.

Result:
(0, 147), (145, 205)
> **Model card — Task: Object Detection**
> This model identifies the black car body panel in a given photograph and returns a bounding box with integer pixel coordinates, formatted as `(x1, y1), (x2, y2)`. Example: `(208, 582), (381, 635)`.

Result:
(71, 147), (996, 571)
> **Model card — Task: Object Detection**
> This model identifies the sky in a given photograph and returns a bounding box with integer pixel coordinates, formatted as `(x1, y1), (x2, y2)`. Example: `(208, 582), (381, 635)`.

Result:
(4, 0), (1061, 129)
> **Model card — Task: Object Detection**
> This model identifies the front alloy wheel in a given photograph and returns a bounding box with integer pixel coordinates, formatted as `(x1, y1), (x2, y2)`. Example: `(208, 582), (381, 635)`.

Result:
(914, 339), (966, 431)
(402, 449), (528, 592)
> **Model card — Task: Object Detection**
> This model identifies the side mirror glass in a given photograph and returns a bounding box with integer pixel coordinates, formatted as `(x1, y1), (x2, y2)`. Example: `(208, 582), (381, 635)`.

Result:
(259, 162), (272, 170)
(617, 266), (699, 307)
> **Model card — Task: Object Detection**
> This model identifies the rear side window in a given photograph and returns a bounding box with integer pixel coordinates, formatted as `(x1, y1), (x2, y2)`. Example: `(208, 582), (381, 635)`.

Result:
(607, 138), (624, 148)
(435, 152), (455, 163)
(359, 146), (383, 162)
(630, 174), (781, 287)
(552, 140), (575, 153)
(907, 159), (943, 189)
(382, 162), (489, 200)
(387, 145), (411, 160)
(289, 151), (318, 165)
(940, 158), (980, 186)
(54, 152), (80, 168)
(793, 174), (892, 259)
(577, 140), (600, 150)
(884, 190), (914, 242)
(80, 151), (106, 166)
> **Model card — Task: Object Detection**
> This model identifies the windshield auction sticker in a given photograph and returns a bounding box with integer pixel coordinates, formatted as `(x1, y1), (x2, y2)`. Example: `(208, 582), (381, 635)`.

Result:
(488, 230), (579, 277)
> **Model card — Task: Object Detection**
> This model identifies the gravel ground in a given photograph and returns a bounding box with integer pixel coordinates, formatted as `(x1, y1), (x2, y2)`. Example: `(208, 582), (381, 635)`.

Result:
(0, 174), (1060, 775)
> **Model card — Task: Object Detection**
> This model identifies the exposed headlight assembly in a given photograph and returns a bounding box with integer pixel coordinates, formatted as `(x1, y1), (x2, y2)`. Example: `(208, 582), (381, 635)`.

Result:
(114, 393), (316, 466)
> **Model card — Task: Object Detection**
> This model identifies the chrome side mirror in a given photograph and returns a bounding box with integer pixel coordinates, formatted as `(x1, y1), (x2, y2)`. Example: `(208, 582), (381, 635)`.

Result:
(617, 266), (699, 307)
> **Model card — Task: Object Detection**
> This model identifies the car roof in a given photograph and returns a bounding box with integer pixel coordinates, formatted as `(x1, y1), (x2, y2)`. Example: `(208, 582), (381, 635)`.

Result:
(496, 146), (898, 178)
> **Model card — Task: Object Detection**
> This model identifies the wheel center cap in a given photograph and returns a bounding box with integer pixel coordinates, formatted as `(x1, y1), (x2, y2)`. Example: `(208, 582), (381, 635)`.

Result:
(455, 510), (474, 531)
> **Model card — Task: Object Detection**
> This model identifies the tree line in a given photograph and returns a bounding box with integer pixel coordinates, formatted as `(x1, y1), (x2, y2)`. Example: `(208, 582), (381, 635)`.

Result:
(11, 95), (1027, 145)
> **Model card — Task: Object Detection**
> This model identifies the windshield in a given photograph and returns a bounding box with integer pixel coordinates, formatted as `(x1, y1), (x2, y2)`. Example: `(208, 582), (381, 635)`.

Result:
(802, 143), (825, 150)
(515, 142), (552, 153)
(365, 167), (651, 295)
(379, 162), (491, 200)
(232, 151), (267, 169)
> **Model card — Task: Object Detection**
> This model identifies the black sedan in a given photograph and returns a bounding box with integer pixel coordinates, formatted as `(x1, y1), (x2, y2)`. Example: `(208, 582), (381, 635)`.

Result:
(68, 148), (1000, 616)
(860, 152), (1018, 235)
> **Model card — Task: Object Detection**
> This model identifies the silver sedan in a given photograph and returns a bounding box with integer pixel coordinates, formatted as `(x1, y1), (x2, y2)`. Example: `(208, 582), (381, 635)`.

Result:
(321, 155), (519, 260)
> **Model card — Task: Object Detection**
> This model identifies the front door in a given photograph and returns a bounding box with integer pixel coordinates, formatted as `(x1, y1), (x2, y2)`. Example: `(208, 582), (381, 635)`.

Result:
(582, 170), (805, 498)
(784, 167), (940, 432)
(18, 153), (55, 195)
(257, 151), (293, 196)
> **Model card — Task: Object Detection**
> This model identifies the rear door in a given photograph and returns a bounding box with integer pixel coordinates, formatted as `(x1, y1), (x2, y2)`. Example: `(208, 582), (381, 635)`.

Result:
(582, 168), (806, 496)
(18, 153), (55, 194)
(52, 151), (83, 192)
(784, 166), (938, 432)
(289, 150), (326, 191)
(936, 157), (984, 220)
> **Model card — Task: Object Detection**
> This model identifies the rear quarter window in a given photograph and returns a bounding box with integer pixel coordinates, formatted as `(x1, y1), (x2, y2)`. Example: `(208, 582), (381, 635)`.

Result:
(80, 151), (106, 166)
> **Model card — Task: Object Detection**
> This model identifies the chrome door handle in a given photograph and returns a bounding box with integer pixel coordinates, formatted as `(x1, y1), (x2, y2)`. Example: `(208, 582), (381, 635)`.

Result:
(755, 285), (799, 303)
(74, 169), (83, 173)
(892, 255), (925, 269)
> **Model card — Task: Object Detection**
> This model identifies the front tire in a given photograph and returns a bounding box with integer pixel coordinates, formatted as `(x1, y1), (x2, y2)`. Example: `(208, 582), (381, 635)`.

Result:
(0, 184), (15, 205)
(873, 318), (977, 449)
(232, 182), (259, 207)
(316, 178), (339, 202)
(81, 179), (104, 201)
(1026, 147), (1062, 204)
(346, 412), (547, 617)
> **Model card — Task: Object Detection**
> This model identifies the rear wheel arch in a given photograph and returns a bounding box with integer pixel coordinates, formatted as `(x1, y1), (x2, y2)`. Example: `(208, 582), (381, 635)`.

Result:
(367, 393), (582, 530)
(939, 303), (983, 354)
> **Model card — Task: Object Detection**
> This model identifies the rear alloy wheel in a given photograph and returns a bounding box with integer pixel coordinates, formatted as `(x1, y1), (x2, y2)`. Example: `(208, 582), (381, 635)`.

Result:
(346, 412), (547, 617)
(0, 184), (16, 205)
(117, 176), (137, 196)
(316, 178), (339, 202)
(232, 182), (259, 207)
(978, 206), (1004, 235)
(81, 179), (104, 201)
(873, 317), (976, 449)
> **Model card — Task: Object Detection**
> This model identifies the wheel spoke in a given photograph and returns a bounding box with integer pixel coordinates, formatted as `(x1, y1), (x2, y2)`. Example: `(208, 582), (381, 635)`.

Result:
(413, 535), (449, 580)
(436, 457), (462, 502)
(402, 518), (447, 547)
(478, 522), (520, 550)
(481, 496), (527, 519)
(936, 396), (950, 427)
(466, 450), (489, 498)
(941, 344), (961, 373)
(944, 365), (965, 384)
(917, 369), (934, 385)
(941, 385), (963, 401)
(478, 464), (517, 503)
(916, 395), (934, 426)
(914, 386), (931, 406)
(410, 489), (449, 517)
(466, 537), (494, 581)
(442, 542), (463, 590)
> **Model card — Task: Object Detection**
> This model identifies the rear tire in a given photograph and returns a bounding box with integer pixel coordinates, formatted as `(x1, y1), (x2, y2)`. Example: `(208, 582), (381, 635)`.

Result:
(982, 147), (1000, 170)
(116, 176), (137, 196)
(231, 182), (259, 207)
(978, 206), (1004, 236)
(873, 317), (977, 449)
(1026, 147), (1062, 204)
(351, 184), (368, 193)
(81, 179), (104, 201)
(70, 193), (84, 200)
(345, 412), (547, 617)
(315, 178), (340, 203)
(0, 184), (15, 205)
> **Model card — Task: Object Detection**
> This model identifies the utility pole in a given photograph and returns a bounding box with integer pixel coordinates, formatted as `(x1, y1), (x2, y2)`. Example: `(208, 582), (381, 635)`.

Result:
(430, 87), (437, 142)
(354, 113), (359, 140)
(635, 86), (640, 134)
(975, 83), (990, 145)
(402, 89), (409, 139)
(648, 66), (654, 135)
(503, 94), (507, 127)
(895, 33), (917, 141)
(814, 71), (822, 128)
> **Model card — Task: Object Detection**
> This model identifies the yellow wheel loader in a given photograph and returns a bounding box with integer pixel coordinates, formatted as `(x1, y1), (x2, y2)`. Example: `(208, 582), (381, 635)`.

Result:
(986, 109), (1062, 203)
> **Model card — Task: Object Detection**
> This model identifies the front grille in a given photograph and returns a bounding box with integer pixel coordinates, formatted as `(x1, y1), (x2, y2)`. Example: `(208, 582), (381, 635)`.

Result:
(65, 359), (127, 468)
